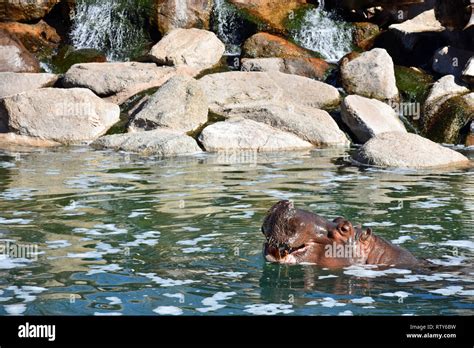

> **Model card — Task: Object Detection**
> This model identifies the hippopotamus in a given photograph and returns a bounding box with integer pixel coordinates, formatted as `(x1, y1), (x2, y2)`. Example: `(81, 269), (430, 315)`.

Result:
(262, 200), (420, 267)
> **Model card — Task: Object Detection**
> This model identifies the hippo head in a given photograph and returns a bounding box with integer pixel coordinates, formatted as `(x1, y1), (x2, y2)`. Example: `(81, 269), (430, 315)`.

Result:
(262, 200), (355, 264)
(355, 226), (374, 259)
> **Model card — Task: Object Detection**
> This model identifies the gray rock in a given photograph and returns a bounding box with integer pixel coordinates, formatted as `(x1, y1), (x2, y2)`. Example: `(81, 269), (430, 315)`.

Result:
(0, 72), (58, 98)
(340, 48), (399, 101)
(353, 132), (469, 169)
(0, 88), (120, 144)
(220, 103), (349, 147)
(91, 129), (202, 157)
(241, 57), (330, 80)
(198, 118), (314, 152)
(148, 28), (225, 72)
(198, 71), (340, 114)
(462, 57), (474, 84)
(432, 46), (473, 78)
(128, 75), (208, 133)
(62, 62), (195, 105)
(341, 95), (407, 143)
(0, 29), (39, 73)
(0, 133), (60, 149)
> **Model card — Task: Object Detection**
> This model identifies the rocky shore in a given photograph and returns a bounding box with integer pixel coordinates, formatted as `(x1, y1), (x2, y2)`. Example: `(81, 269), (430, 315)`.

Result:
(0, 0), (472, 169)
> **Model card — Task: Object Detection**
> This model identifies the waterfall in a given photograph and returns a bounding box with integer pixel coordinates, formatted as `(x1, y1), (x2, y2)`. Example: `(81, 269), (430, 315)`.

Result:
(212, 0), (244, 55)
(70, 0), (151, 61)
(291, 3), (353, 63)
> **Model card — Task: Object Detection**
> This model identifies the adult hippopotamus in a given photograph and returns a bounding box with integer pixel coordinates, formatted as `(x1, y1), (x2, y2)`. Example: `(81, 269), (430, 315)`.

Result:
(262, 200), (420, 267)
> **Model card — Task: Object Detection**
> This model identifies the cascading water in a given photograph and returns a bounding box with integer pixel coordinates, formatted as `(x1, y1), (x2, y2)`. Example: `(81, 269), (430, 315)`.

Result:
(291, 1), (354, 63)
(70, 0), (151, 61)
(212, 0), (245, 55)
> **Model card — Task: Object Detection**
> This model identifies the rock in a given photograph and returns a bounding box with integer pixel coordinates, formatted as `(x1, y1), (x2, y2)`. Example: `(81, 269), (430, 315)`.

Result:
(353, 22), (380, 50)
(423, 92), (474, 144)
(340, 48), (399, 101)
(435, 0), (474, 30)
(242, 32), (314, 59)
(198, 118), (313, 152)
(51, 46), (107, 74)
(0, 0), (59, 22)
(353, 132), (469, 168)
(228, 0), (309, 33)
(128, 76), (208, 133)
(217, 103), (349, 147)
(341, 95), (407, 143)
(0, 29), (40, 73)
(423, 75), (469, 126)
(61, 62), (194, 105)
(241, 57), (330, 80)
(0, 72), (58, 98)
(0, 88), (120, 144)
(466, 121), (474, 146)
(0, 20), (60, 53)
(432, 46), (473, 79)
(91, 129), (202, 157)
(148, 28), (225, 72)
(394, 65), (434, 104)
(154, 0), (213, 35)
(0, 133), (60, 148)
(463, 57), (474, 84)
(199, 71), (340, 114)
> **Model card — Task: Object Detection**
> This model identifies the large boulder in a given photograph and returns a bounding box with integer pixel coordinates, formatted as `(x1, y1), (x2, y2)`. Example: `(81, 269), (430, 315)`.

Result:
(242, 32), (314, 59)
(148, 28), (225, 72)
(198, 71), (340, 114)
(0, 20), (60, 53)
(353, 132), (470, 169)
(154, 0), (213, 35)
(435, 0), (474, 30)
(0, 29), (40, 73)
(432, 46), (473, 79)
(0, 0), (59, 22)
(228, 0), (308, 34)
(217, 103), (349, 147)
(61, 62), (193, 105)
(340, 48), (399, 101)
(91, 130), (202, 157)
(128, 76), (208, 133)
(0, 133), (60, 148)
(198, 118), (313, 152)
(240, 57), (330, 80)
(341, 95), (407, 143)
(0, 88), (120, 144)
(0, 72), (59, 98)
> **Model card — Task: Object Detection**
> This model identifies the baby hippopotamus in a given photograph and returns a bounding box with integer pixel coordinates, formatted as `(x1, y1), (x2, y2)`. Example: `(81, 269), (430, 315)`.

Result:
(262, 200), (420, 267)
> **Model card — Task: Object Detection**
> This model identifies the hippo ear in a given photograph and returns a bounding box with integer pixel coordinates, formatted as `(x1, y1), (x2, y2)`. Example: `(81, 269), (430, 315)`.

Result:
(360, 228), (372, 241)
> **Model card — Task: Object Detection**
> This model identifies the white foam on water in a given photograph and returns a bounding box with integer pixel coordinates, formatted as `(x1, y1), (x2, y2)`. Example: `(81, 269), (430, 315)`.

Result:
(111, 173), (142, 180)
(73, 224), (127, 236)
(206, 271), (247, 278)
(94, 312), (122, 316)
(182, 247), (212, 254)
(401, 224), (444, 231)
(427, 255), (466, 266)
(46, 240), (72, 249)
(230, 211), (255, 219)
(63, 200), (87, 212)
(0, 188), (35, 201)
(449, 210), (463, 214)
(344, 265), (411, 278)
(440, 240), (474, 250)
(139, 273), (197, 287)
(395, 274), (444, 283)
(0, 161), (15, 168)
(318, 275), (338, 279)
(176, 233), (222, 246)
(351, 297), (375, 304)
(128, 212), (148, 218)
(338, 310), (353, 316)
(0, 217), (32, 225)
(364, 221), (396, 227)
(106, 296), (122, 305)
(0, 255), (32, 269)
(182, 227), (201, 232)
(430, 286), (464, 296)
(66, 250), (104, 259)
(4, 303), (26, 315)
(86, 263), (122, 275)
(120, 231), (160, 247)
(197, 291), (237, 313)
(320, 297), (346, 308)
(380, 291), (411, 298)
(163, 293), (185, 302)
(391, 236), (413, 244)
(244, 303), (293, 315)
(153, 306), (183, 316)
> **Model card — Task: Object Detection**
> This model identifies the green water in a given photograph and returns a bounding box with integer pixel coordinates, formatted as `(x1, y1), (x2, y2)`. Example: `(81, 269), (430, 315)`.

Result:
(0, 146), (473, 315)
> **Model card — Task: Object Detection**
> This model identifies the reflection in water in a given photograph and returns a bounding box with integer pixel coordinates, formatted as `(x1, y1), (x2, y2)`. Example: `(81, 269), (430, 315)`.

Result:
(0, 146), (473, 315)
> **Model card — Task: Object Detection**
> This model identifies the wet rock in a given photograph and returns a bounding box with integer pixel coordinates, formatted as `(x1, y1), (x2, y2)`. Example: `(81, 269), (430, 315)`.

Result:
(341, 95), (407, 144)
(463, 57), (474, 84)
(432, 46), (473, 78)
(435, 0), (474, 30)
(198, 118), (313, 152)
(353, 132), (469, 169)
(394, 65), (434, 104)
(91, 129), (202, 157)
(423, 92), (474, 144)
(466, 121), (474, 146)
(241, 57), (330, 80)
(0, 88), (120, 144)
(51, 46), (107, 74)
(0, 133), (60, 148)
(0, 72), (58, 98)
(154, 0), (213, 35)
(0, 29), (40, 73)
(218, 103), (349, 147)
(353, 22), (380, 50)
(61, 62), (194, 105)
(340, 48), (398, 101)
(0, 20), (60, 54)
(128, 76), (208, 133)
(199, 71), (340, 114)
(0, 0), (59, 22)
(242, 32), (314, 59)
(148, 28), (225, 72)
(228, 0), (309, 34)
